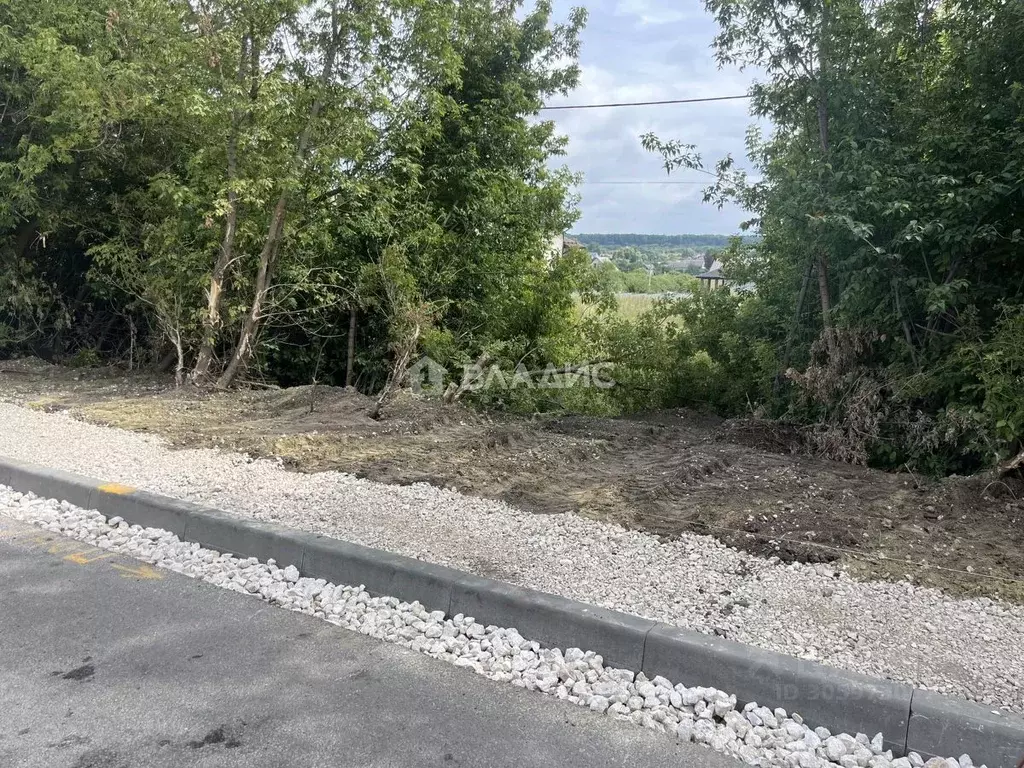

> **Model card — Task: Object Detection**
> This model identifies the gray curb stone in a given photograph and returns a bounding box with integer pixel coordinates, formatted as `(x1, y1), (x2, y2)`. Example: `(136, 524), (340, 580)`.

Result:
(2, 455), (1023, 767)
(183, 507), (310, 569)
(643, 625), (912, 754)
(908, 690), (1024, 767)
(301, 533), (460, 611)
(449, 574), (656, 671)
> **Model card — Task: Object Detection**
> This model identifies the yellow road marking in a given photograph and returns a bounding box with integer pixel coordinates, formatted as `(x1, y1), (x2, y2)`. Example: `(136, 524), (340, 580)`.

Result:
(64, 551), (117, 565)
(3, 519), (166, 580)
(97, 482), (136, 495)
(111, 563), (163, 580)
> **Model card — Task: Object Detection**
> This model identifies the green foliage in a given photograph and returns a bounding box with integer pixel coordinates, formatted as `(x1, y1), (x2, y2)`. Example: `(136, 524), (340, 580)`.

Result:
(672, 290), (778, 413)
(1, 0), (591, 389)
(637, 0), (1024, 473)
(67, 348), (101, 368)
(593, 264), (699, 295)
(955, 307), (1024, 455)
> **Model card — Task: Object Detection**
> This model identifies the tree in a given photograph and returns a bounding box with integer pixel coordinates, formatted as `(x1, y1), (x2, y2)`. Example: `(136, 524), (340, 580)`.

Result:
(0, 0), (171, 357)
(2, 0), (594, 415)
(360, 0), (589, 378)
(641, 0), (1024, 469)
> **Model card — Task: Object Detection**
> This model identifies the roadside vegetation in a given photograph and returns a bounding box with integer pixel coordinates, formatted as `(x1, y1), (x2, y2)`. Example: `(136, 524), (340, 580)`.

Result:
(2, 0), (1023, 477)
(0, 0), (593, 394)
(621, 0), (1024, 476)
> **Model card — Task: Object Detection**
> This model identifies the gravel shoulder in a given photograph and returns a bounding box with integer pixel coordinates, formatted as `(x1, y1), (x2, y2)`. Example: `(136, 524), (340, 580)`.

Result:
(3, 358), (1022, 604)
(0, 401), (1021, 716)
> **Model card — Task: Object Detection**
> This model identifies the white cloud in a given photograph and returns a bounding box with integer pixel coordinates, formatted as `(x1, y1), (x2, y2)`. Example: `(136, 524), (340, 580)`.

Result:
(543, 0), (763, 234)
(612, 0), (700, 26)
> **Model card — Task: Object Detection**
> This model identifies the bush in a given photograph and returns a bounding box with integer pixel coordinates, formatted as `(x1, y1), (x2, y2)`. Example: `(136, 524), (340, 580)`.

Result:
(954, 305), (1024, 460)
(66, 348), (102, 369)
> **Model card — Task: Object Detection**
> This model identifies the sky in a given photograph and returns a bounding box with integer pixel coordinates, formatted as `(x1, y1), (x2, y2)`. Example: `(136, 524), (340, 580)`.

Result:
(545, 0), (761, 235)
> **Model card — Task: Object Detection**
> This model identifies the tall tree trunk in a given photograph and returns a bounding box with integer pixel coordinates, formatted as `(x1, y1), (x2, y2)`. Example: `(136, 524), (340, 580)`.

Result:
(216, 198), (287, 388)
(191, 150), (239, 381)
(776, 255), (815, 392)
(173, 327), (185, 388)
(217, 8), (342, 388)
(815, 0), (835, 355)
(345, 306), (357, 388)
(192, 34), (250, 384)
(817, 253), (835, 354)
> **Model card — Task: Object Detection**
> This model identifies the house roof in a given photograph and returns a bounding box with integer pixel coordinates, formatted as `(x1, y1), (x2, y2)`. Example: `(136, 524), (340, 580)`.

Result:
(696, 269), (727, 280)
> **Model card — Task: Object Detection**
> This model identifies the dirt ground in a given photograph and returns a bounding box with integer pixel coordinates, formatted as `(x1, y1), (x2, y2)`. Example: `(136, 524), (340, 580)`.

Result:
(2, 357), (1022, 602)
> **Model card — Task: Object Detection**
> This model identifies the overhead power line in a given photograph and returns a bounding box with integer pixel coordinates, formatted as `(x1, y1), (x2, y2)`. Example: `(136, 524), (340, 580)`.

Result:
(581, 180), (707, 185)
(540, 94), (750, 111)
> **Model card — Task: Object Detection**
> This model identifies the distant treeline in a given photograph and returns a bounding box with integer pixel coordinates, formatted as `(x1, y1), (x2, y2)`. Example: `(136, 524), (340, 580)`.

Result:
(571, 234), (750, 249)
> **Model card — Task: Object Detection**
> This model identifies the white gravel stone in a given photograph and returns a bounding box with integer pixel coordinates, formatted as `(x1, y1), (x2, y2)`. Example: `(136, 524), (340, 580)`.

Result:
(588, 696), (611, 713)
(676, 719), (696, 742)
(825, 736), (849, 761)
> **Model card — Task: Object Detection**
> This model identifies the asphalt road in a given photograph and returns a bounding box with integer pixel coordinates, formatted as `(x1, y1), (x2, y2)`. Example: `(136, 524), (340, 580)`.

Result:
(0, 519), (742, 768)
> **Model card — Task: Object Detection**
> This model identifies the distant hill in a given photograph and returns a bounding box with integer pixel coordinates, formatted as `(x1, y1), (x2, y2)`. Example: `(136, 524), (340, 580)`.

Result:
(570, 233), (749, 249)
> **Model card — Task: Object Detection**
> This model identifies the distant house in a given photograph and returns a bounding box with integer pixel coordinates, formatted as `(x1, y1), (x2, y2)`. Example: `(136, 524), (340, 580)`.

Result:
(545, 233), (564, 262)
(544, 233), (593, 266)
(696, 268), (731, 291)
(545, 233), (587, 263)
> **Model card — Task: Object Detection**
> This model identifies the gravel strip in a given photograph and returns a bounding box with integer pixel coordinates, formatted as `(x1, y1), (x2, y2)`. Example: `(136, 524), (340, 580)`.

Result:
(0, 487), (988, 768)
(0, 403), (1021, 714)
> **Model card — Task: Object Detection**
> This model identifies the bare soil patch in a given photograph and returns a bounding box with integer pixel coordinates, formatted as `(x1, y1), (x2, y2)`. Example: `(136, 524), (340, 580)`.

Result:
(2, 357), (1021, 602)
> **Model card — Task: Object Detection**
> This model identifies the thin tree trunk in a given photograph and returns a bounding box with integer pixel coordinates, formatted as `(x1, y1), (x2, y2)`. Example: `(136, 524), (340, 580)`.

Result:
(816, 89), (830, 157)
(776, 255), (815, 392)
(345, 306), (357, 388)
(815, 0), (834, 355)
(817, 253), (835, 354)
(173, 327), (184, 388)
(217, 7), (342, 389)
(192, 34), (250, 384)
(216, 197), (287, 388)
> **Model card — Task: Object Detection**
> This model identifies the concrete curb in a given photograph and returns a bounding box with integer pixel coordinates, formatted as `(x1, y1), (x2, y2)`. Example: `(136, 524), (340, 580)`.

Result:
(2, 455), (1022, 767)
